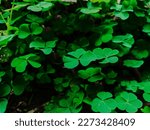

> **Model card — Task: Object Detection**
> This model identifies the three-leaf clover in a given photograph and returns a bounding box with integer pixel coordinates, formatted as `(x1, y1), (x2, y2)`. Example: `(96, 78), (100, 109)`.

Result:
(91, 92), (117, 113)
(30, 38), (57, 55)
(115, 91), (143, 112)
(18, 22), (43, 39)
(11, 54), (41, 72)
(78, 67), (103, 82)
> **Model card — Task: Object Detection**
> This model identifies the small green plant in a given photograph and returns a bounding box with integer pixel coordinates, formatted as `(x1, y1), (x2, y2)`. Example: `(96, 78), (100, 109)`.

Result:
(1, 0), (150, 113)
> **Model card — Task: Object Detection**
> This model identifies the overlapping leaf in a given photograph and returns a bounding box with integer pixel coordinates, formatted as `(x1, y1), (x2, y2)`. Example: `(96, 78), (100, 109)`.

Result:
(115, 91), (143, 112)
(27, 2), (53, 12)
(112, 34), (134, 48)
(30, 38), (57, 55)
(18, 23), (43, 39)
(78, 67), (103, 82)
(93, 48), (119, 63)
(91, 92), (117, 113)
(11, 54), (41, 72)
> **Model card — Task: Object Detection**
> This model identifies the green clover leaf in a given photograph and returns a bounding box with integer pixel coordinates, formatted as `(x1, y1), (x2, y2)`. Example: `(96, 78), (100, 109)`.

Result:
(11, 54), (41, 73)
(131, 49), (149, 59)
(30, 38), (57, 55)
(138, 81), (150, 102)
(30, 23), (43, 35)
(79, 51), (97, 66)
(26, 14), (44, 24)
(78, 67), (103, 82)
(141, 106), (150, 113)
(27, 2), (53, 12)
(0, 84), (11, 97)
(0, 35), (14, 47)
(115, 91), (143, 112)
(18, 23), (43, 39)
(114, 12), (129, 20)
(112, 34), (134, 48)
(0, 71), (5, 82)
(123, 59), (144, 68)
(80, 7), (101, 14)
(80, 2), (101, 14)
(91, 92), (117, 113)
(93, 48), (119, 63)
(143, 24), (150, 35)
(18, 24), (30, 39)
(11, 58), (28, 72)
(12, 76), (26, 95)
(0, 98), (8, 113)
(63, 48), (86, 69)
(121, 80), (140, 92)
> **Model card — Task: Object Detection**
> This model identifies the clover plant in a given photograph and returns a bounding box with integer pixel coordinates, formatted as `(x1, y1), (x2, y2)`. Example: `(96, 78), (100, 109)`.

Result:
(1, 0), (150, 113)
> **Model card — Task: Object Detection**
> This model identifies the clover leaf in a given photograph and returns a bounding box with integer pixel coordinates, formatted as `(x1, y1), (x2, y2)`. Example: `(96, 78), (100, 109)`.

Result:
(0, 35), (14, 47)
(114, 11), (129, 20)
(18, 23), (43, 39)
(80, 7), (101, 14)
(11, 54), (41, 72)
(141, 106), (150, 113)
(138, 81), (150, 102)
(131, 49), (149, 59)
(105, 71), (117, 84)
(121, 80), (140, 92)
(112, 34), (134, 48)
(78, 67), (103, 82)
(95, 26), (113, 46)
(0, 98), (8, 113)
(143, 24), (150, 35)
(45, 85), (84, 113)
(123, 59), (144, 68)
(54, 77), (71, 92)
(26, 14), (44, 24)
(0, 71), (5, 82)
(80, 1), (102, 14)
(79, 51), (97, 66)
(27, 2), (53, 12)
(93, 48), (119, 63)
(30, 38), (57, 55)
(11, 76), (26, 95)
(11, 58), (28, 72)
(91, 92), (117, 113)
(63, 48), (86, 69)
(115, 91), (143, 112)
(0, 84), (11, 97)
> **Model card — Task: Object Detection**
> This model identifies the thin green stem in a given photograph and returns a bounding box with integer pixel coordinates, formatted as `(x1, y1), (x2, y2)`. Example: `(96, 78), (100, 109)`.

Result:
(0, 12), (7, 24)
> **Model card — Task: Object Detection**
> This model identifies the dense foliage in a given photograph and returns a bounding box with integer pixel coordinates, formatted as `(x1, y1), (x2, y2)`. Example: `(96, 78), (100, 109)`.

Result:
(1, 0), (150, 113)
